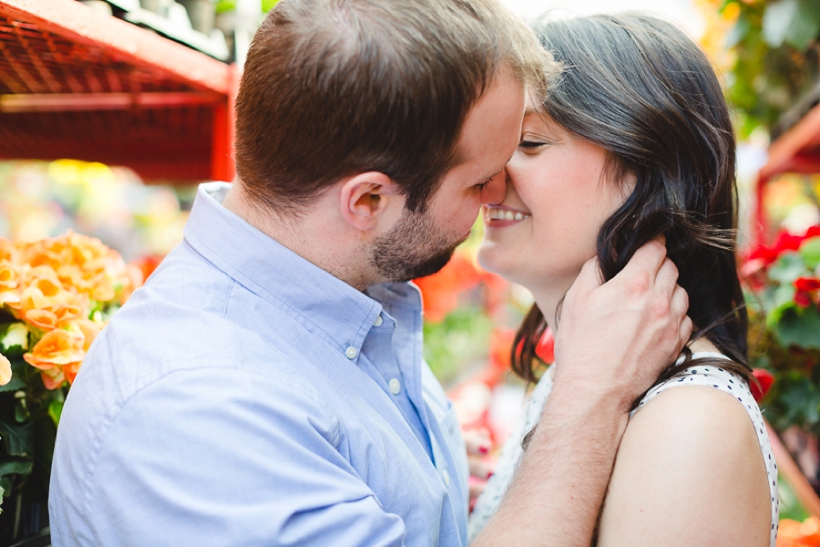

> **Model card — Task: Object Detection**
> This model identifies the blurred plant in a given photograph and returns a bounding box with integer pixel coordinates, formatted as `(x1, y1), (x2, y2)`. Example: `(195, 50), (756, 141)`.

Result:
(0, 160), (192, 262)
(412, 220), (541, 388)
(415, 249), (514, 387)
(778, 515), (820, 546)
(698, 0), (820, 138)
(744, 225), (820, 431)
(214, 0), (278, 12)
(0, 231), (142, 532)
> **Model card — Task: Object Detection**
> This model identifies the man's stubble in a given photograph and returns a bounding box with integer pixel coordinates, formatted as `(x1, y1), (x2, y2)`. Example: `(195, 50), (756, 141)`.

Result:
(371, 206), (467, 283)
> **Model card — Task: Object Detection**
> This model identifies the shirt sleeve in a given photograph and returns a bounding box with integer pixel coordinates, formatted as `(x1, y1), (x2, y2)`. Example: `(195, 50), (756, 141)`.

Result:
(85, 366), (406, 547)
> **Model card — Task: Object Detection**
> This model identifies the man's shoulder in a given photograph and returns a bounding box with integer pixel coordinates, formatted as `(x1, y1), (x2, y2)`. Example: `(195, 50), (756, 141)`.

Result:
(84, 297), (319, 402)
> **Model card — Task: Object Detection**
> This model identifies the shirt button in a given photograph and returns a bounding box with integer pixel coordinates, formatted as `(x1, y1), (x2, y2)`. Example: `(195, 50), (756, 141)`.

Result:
(441, 469), (450, 487)
(374, 315), (383, 327)
(345, 346), (358, 359)
(388, 378), (401, 394)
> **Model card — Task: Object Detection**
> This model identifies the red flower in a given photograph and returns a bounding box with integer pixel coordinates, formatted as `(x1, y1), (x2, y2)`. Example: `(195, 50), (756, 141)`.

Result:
(414, 253), (483, 323)
(745, 225), (820, 269)
(750, 369), (774, 402)
(795, 291), (813, 308)
(535, 328), (555, 364)
(131, 254), (163, 281)
(795, 277), (820, 292)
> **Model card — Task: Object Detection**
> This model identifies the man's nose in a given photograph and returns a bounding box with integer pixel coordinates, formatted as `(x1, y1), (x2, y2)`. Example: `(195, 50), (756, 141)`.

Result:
(481, 170), (507, 205)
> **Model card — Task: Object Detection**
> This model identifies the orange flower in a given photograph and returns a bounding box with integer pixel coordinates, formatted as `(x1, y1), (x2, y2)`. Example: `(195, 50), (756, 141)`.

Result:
(23, 309), (59, 330)
(0, 237), (17, 263)
(14, 231), (133, 305)
(73, 318), (103, 352)
(778, 517), (820, 547)
(0, 354), (11, 386)
(17, 267), (65, 311)
(24, 329), (85, 390)
(131, 255), (162, 282)
(0, 260), (23, 309)
(119, 263), (145, 304)
(0, 260), (20, 291)
(90, 276), (115, 302)
(415, 252), (485, 323)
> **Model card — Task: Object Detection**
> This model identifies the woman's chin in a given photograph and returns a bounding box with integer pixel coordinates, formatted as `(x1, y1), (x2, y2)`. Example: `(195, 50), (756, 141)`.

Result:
(477, 247), (518, 282)
(476, 246), (500, 274)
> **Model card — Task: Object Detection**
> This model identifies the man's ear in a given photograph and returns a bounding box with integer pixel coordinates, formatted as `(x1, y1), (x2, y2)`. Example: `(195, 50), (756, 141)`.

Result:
(339, 172), (403, 231)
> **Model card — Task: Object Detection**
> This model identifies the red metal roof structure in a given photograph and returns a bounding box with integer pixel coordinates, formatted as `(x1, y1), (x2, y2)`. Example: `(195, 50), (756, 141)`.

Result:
(0, 0), (238, 183)
(756, 102), (820, 246)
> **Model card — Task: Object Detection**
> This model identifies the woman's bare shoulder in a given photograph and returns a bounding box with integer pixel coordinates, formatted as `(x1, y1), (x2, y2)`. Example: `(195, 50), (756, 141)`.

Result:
(596, 385), (771, 547)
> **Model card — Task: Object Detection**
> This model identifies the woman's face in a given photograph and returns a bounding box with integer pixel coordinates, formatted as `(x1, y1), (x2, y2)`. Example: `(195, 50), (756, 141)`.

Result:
(477, 109), (632, 291)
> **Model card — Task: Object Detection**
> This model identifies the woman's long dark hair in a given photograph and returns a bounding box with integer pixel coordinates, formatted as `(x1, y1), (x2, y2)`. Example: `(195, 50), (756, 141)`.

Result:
(512, 13), (752, 393)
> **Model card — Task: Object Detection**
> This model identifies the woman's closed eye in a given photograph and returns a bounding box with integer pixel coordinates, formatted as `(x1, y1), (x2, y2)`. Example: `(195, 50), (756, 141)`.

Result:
(518, 140), (549, 150)
(518, 136), (552, 155)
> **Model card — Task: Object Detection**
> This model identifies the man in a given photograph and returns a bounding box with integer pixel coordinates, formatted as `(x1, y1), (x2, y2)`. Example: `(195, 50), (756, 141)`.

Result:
(50, 1), (691, 545)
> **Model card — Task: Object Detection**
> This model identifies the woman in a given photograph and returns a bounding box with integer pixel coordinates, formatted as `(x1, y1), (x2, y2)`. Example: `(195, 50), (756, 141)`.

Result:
(470, 13), (778, 546)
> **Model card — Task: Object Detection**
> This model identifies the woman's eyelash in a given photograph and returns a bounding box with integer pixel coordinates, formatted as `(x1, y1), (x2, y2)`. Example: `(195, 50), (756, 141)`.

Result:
(474, 179), (492, 191)
(519, 140), (547, 148)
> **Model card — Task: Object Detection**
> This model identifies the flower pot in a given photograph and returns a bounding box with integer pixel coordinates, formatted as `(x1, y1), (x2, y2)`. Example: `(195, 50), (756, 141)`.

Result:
(177, 0), (216, 34)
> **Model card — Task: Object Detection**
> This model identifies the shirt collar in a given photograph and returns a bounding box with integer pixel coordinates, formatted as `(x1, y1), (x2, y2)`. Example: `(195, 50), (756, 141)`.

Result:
(184, 182), (393, 359)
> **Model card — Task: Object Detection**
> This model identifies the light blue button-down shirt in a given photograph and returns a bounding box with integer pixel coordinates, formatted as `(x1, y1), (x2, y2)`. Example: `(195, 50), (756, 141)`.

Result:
(49, 182), (469, 546)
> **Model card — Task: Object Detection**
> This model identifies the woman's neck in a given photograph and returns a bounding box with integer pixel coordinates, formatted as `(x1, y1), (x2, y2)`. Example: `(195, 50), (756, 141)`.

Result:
(530, 277), (723, 358)
(529, 279), (575, 334)
(688, 337), (721, 355)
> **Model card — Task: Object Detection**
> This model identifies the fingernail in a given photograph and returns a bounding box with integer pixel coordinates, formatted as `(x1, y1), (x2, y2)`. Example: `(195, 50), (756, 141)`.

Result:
(479, 446), (490, 455)
(486, 471), (494, 479)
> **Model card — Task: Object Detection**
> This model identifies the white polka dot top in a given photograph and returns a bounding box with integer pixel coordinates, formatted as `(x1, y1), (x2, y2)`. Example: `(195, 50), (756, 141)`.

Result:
(468, 352), (779, 546)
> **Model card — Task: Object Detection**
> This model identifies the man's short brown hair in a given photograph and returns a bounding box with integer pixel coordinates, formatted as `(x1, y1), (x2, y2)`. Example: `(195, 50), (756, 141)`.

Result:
(234, 0), (558, 215)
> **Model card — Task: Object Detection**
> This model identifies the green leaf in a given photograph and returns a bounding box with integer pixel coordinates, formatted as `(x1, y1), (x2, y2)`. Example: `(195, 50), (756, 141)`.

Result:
(763, 0), (820, 50)
(0, 419), (33, 457)
(13, 398), (28, 424)
(0, 374), (25, 393)
(770, 372), (820, 428)
(775, 306), (820, 349)
(215, 0), (235, 13)
(767, 283), (798, 326)
(800, 236), (820, 269)
(769, 252), (810, 285)
(48, 399), (63, 427)
(763, 0), (801, 47)
(0, 456), (33, 477)
(726, 15), (751, 49)
(786, 14), (820, 49)
(0, 322), (29, 357)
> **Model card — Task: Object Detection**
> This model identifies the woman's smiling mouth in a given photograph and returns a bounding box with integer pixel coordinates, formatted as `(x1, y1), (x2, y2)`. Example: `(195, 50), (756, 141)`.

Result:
(483, 205), (531, 226)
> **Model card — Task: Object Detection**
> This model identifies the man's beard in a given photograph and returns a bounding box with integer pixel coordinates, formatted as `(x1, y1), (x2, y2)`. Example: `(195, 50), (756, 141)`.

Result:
(371, 207), (467, 283)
